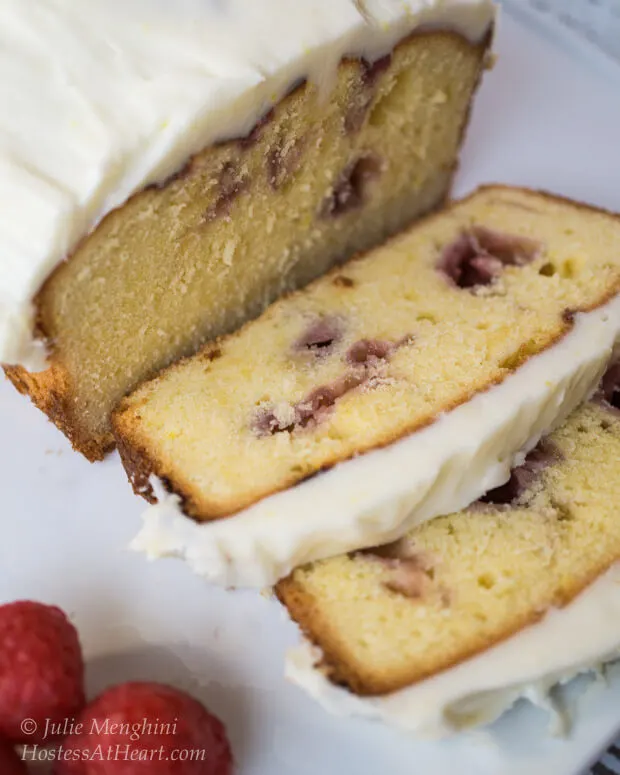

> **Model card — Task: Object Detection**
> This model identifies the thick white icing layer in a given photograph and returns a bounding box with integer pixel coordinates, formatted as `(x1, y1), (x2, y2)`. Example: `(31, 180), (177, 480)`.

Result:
(285, 563), (620, 737)
(0, 0), (494, 371)
(132, 293), (620, 588)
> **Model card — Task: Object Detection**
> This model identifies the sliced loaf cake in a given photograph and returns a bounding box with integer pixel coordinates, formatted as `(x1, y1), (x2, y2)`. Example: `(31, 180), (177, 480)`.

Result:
(118, 186), (620, 587)
(278, 371), (620, 734)
(2, 2), (494, 460)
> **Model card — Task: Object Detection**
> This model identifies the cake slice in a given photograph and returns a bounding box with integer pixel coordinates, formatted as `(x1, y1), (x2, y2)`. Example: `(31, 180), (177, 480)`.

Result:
(277, 371), (620, 736)
(116, 186), (620, 588)
(1, 0), (495, 460)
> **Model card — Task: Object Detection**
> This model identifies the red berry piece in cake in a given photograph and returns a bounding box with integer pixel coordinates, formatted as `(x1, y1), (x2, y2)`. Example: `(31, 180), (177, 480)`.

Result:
(599, 359), (620, 412)
(267, 134), (306, 190)
(293, 316), (344, 356)
(319, 153), (383, 218)
(254, 334), (410, 437)
(204, 161), (250, 222)
(54, 682), (232, 775)
(295, 375), (366, 428)
(358, 539), (436, 599)
(252, 404), (298, 436)
(439, 226), (540, 289)
(346, 338), (395, 366)
(384, 554), (435, 599)
(253, 372), (366, 436)
(344, 54), (392, 134)
(480, 440), (562, 507)
(0, 739), (27, 775)
(0, 601), (85, 744)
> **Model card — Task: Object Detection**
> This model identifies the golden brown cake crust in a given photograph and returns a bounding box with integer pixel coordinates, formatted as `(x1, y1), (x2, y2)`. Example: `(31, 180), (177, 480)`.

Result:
(114, 411), (160, 502)
(3, 362), (111, 461)
(4, 27), (493, 461)
(112, 184), (620, 518)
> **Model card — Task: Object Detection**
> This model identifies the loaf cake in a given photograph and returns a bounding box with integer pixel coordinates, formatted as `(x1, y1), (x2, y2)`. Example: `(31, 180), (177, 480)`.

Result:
(0, 0), (495, 460)
(278, 372), (620, 735)
(120, 186), (620, 588)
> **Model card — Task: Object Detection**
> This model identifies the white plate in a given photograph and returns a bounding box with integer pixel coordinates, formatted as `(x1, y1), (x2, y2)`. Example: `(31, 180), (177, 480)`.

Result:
(3, 9), (620, 775)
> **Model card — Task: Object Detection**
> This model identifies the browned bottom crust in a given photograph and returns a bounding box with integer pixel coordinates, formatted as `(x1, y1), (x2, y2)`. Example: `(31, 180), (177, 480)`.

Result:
(3, 363), (111, 461)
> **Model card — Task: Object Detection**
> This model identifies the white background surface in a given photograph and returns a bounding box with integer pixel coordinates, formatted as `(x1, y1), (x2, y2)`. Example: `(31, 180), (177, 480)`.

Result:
(2, 9), (620, 775)
(502, 0), (620, 68)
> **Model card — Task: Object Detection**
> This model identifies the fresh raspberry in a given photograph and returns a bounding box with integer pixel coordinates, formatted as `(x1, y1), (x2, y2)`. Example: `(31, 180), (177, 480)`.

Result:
(0, 601), (85, 744)
(0, 738), (28, 774)
(54, 681), (233, 774)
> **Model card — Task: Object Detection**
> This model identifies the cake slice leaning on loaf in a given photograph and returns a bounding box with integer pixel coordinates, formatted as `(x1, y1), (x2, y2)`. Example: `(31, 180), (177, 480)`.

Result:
(277, 368), (620, 736)
(114, 186), (620, 588)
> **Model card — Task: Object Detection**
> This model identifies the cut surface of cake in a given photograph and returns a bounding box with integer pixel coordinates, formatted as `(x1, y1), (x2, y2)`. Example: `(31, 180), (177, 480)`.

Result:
(119, 186), (620, 587)
(278, 374), (620, 736)
(0, 0), (495, 460)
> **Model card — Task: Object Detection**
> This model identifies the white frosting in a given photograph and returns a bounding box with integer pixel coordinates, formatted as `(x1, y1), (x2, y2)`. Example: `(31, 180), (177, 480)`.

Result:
(132, 293), (620, 588)
(0, 0), (494, 371)
(285, 563), (620, 737)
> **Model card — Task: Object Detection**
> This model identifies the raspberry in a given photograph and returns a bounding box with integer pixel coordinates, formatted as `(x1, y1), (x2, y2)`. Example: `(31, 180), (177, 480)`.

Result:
(0, 601), (85, 744)
(54, 681), (233, 774)
(0, 738), (28, 774)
